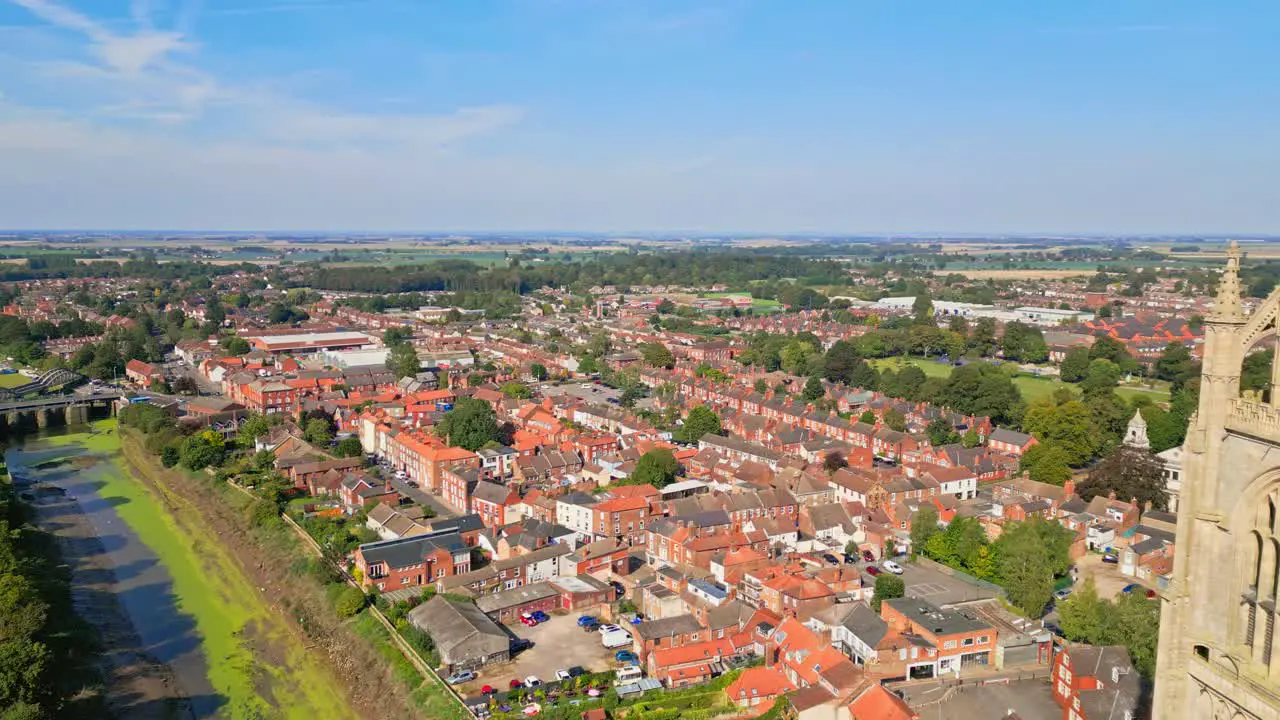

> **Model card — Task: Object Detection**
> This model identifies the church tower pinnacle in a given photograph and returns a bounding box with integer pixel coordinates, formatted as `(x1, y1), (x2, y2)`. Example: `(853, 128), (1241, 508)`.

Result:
(1208, 239), (1244, 323)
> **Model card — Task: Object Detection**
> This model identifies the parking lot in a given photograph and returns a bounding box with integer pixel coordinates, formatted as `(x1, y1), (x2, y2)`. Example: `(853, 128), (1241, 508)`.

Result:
(457, 613), (622, 696)
(900, 561), (998, 607)
(540, 382), (622, 405)
(899, 678), (1059, 719)
(1074, 551), (1138, 600)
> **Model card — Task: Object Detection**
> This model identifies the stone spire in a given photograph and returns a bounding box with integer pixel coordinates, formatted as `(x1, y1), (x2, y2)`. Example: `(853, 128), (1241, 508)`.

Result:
(1209, 239), (1244, 322)
(1124, 409), (1150, 449)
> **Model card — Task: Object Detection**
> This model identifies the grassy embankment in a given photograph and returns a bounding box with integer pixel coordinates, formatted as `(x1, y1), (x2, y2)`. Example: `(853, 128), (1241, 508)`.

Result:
(48, 419), (362, 720)
(868, 357), (1171, 405)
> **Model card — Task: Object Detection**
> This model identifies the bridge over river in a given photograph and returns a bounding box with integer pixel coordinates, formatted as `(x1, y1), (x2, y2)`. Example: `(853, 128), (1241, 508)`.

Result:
(0, 389), (123, 432)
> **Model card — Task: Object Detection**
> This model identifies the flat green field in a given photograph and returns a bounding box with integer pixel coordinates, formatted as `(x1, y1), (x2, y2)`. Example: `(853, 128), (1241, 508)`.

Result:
(867, 357), (1171, 404)
(0, 372), (30, 388)
(869, 357), (954, 378)
(704, 292), (784, 312)
(49, 420), (361, 720)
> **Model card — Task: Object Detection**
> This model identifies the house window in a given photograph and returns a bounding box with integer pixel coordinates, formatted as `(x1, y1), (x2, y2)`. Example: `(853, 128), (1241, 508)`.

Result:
(963, 638), (974, 646)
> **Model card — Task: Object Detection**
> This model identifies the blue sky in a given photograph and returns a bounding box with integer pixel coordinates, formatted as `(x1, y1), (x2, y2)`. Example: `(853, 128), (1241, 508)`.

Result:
(0, 0), (1276, 233)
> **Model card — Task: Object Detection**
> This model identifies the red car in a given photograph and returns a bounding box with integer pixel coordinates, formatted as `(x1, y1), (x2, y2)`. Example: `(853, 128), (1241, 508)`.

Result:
(509, 679), (522, 690)
(862, 550), (875, 563)
(865, 566), (882, 576)
(481, 685), (496, 695)
(520, 615), (538, 627)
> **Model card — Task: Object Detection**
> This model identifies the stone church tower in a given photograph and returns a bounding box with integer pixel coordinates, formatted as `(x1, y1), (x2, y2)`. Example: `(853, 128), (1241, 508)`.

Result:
(1154, 241), (1280, 719)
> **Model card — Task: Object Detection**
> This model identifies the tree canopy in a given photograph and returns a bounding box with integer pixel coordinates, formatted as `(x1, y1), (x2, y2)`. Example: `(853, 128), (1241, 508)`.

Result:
(629, 448), (679, 488)
(1077, 446), (1168, 510)
(639, 342), (675, 369)
(678, 405), (723, 443)
(435, 398), (500, 451)
(386, 341), (421, 380)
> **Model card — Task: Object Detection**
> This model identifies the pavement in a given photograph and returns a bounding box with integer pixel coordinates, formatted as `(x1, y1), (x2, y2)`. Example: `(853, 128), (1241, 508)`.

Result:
(457, 613), (621, 698)
(899, 560), (999, 607)
(903, 678), (1059, 720)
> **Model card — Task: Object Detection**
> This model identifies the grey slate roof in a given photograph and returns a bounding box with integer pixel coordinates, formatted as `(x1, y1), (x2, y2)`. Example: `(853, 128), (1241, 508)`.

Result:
(408, 597), (509, 666)
(358, 531), (467, 570)
(632, 614), (703, 641)
(990, 427), (1034, 446)
(840, 603), (889, 647)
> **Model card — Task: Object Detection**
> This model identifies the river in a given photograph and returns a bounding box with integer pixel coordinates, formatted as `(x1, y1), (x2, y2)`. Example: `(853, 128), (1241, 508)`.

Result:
(7, 420), (361, 720)
(7, 421), (218, 718)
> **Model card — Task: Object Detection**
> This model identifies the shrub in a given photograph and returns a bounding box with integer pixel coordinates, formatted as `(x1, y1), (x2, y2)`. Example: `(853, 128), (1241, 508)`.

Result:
(334, 585), (367, 618)
(244, 498), (280, 528)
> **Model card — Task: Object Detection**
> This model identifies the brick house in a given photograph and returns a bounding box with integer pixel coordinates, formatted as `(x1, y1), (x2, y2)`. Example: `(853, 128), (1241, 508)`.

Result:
(125, 359), (163, 388)
(353, 532), (472, 590)
(1051, 644), (1141, 720)
(591, 495), (653, 544)
(631, 614), (706, 665)
(987, 427), (1038, 457)
(880, 598), (997, 678)
(471, 479), (520, 530)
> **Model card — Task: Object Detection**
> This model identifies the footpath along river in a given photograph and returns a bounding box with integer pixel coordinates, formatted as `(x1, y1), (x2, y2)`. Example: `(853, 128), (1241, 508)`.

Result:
(6, 419), (361, 720)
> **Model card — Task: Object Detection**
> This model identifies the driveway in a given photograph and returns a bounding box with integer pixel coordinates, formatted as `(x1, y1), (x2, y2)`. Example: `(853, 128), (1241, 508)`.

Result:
(385, 475), (455, 519)
(457, 613), (621, 697)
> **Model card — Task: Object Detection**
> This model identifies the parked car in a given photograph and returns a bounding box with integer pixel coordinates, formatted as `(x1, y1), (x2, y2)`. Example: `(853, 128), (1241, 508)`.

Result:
(509, 679), (523, 690)
(481, 685), (496, 695)
(520, 614), (539, 627)
(842, 553), (857, 564)
(531, 611), (550, 623)
(581, 621), (600, 632)
(822, 553), (840, 565)
(556, 669), (572, 682)
(598, 624), (622, 634)
(446, 670), (476, 685)
(1122, 583), (1140, 594)
(524, 676), (541, 688)
(577, 615), (598, 627)
(1043, 622), (1066, 638)
(882, 560), (904, 574)
(865, 566), (882, 577)
(566, 666), (586, 678)
(1053, 588), (1073, 601)
(1146, 589), (1158, 599)
(862, 550), (875, 563)
(614, 650), (637, 663)
(1102, 554), (1119, 564)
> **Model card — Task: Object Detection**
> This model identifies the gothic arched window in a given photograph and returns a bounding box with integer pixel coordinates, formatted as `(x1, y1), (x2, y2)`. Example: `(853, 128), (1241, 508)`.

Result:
(1242, 491), (1280, 667)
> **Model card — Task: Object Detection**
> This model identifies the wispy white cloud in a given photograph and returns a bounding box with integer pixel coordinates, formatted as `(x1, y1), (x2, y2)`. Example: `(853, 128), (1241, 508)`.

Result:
(2, 0), (522, 146)
(9, 0), (189, 74)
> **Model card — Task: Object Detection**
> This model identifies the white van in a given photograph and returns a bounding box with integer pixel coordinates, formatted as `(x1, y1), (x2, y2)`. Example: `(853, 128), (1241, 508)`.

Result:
(601, 629), (632, 649)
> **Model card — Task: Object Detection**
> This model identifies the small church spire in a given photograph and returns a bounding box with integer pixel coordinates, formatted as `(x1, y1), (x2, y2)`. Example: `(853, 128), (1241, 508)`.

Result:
(1208, 240), (1245, 322)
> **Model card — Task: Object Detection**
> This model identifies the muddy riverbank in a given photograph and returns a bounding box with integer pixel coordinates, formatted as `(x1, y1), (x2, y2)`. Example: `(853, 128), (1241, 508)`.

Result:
(8, 429), (214, 719)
